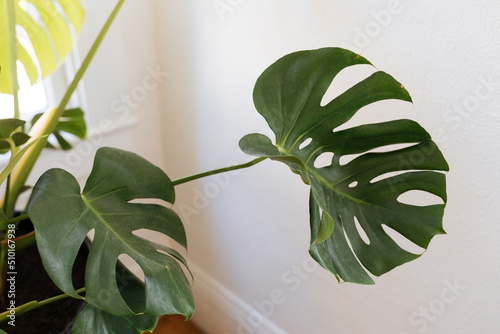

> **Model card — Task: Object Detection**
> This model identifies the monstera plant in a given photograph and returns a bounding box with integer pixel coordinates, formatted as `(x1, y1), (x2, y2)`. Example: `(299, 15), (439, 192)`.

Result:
(0, 0), (448, 333)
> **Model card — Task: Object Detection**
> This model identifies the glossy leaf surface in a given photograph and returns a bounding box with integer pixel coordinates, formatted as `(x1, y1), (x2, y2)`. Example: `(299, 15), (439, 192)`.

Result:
(27, 147), (194, 317)
(240, 48), (448, 284)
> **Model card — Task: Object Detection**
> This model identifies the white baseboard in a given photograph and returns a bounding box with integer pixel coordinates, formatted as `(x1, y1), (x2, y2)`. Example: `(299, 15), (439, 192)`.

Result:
(189, 262), (288, 334)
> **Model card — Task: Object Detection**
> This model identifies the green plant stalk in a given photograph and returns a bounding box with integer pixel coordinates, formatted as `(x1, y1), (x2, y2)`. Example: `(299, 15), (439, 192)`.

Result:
(4, 213), (28, 224)
(0, 287), (86, 323)
(0, 244), (5, 305)
(2, 0), (20, 298)
(6, 0), (19, 119)
(54, 0), (126, 119)
(0, 136), (46, 189)
(2, 0), (127, 216)
(2, 175), (10, 215)
(1, 231), (35, 252)
(1, 141), (16, 216)
(172, 157), (267, 186)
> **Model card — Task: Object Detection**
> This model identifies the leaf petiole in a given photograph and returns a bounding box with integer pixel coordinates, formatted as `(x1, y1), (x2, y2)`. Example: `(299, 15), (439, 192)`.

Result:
(172, 157), (267, 186)
(0, 287), (86, 324)
(6, 0), (19, 119)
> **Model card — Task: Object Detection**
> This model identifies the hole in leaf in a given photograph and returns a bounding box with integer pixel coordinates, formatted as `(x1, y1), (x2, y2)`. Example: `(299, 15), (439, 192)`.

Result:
(86, 228), (96, 242)
(348, 181), (358, 188)
(354, 216), (370, 245)
(71, 238), (89, 294)
(369, 143), (416, 153)
(333, 99), (414, 132)
(299, 137), (313, 150)
(116, 255), (146, 314)
(313, 152), (334, 168)
(320, 64), (376, 107)
(133, 228), (172, 245)
(339, 153), (361, 166)
(343, 226), (377, 282)
(371, 170), (447, 184)
(128, 198), (172, 208)
(339, 143), (417, 166)
(156, 249), (170, 257)
(370, 170), (414, 184)
(397, 190), (444, 206)
(18, 1), (44, 27)
(133, 229), (186, 256)
(381, 224), (425, 255)
(118, 254), (145, 282)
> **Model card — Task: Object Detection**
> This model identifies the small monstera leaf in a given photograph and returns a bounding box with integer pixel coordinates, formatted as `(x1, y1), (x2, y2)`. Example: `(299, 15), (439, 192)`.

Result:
(0, 0), (85, 94)
(0, 118), (24, 138)
(27, 147), (194, 317)
(240, 48), (449, 284)
(72, 263), (159, 334)
(31, 108), (86, 150)
(0, 118), (30, 153)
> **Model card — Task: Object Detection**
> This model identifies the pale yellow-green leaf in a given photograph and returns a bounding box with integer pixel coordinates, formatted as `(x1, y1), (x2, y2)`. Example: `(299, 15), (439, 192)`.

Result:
(58, 0), (85, 35)
(16, 6), (57, 76)
(17, 42), (37, 85)
(0, 1), (13, 93)
(0, 0), (85, 94)
(25, 0), (73, 60)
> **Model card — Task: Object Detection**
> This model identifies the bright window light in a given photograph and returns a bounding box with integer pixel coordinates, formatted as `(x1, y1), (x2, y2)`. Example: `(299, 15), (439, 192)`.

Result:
(0, 61), (48, 118)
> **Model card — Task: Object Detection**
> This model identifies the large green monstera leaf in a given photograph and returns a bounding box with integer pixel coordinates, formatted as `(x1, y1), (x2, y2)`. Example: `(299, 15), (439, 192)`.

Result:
(240, 48), (448, 284)
(0, 0), (85, 94)
(27, 147), (194, 317)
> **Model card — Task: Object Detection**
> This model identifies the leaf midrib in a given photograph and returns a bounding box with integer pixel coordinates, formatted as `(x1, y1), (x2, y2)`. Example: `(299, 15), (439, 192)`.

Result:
(81, 195), (165, 268)
(279, 68), (324, 145)
(278, 146), (409, 218)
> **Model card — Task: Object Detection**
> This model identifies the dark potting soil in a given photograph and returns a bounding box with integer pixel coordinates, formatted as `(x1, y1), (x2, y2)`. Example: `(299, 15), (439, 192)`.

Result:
(0, 220), (87, 334)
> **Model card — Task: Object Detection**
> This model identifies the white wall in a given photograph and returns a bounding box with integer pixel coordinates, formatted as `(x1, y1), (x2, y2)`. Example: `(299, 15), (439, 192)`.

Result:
(76, 1), (499, 333)
(18, 1), (168, 199)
